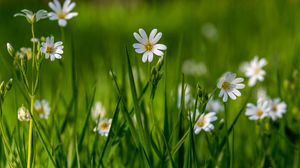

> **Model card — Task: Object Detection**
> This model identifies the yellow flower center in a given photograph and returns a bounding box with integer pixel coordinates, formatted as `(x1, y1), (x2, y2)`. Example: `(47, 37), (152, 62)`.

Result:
(57, 11), (66, 19)
(222, 81), (231, 91)
(145, 43), (153, 51)
(99, 122), (109, 131)
(256, 109), (264, 117)
(272, 105), (277, 112)
(46, 46), (54, 54)
(254, 66), (261, 75)
(35, 107), (44, 114)
(196, 118), (205, 128)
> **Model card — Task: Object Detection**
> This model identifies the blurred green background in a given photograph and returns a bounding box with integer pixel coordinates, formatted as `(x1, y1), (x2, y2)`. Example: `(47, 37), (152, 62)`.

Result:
(0, 0), (300, 167)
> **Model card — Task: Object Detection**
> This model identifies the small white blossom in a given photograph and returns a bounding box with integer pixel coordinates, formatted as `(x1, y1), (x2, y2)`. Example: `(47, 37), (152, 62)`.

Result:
(191, 110), (217, 134)
(18, 47), (32, 60)
(14, 9), (48, 24)
(268, 98), (287, 121)
(40, 36), (64, 61)
(34, 99), (51, 119)
(93, 118), (112, 136)
(18, 105), (31, 122)
(217, 72), (245, 102)
(133, 28), (167, 63)
(91, 102), (106, 122)
(244, 56), (267, 87)
(206, 99), (223, 112)
(245, 98), (270, 120)
(48, 0), (78, 27)
(202, 23), (218, 41)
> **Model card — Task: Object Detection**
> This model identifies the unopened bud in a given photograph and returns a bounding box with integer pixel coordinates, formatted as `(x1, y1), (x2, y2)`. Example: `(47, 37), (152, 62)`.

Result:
(7, 43), (14, 57)
(156, 57), (164, 71)
(5, 78), (13, 91)
(0, 81), (5, 94)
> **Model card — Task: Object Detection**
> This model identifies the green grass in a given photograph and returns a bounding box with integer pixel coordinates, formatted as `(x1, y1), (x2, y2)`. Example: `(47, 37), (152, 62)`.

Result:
(0, 0), (300, 167)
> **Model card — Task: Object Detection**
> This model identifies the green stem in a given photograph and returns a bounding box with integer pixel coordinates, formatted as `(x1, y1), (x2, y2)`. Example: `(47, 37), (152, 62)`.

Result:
(27, 95), (34, 168)
(224, 102), (230, 167)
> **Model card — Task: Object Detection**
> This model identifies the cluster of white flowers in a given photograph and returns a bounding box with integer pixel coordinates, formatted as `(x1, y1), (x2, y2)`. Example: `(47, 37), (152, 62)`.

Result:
(34, 99), (51, 119)
(18, 105), (31, 122)
(246, 97), (287, 121)
(91, 101), (112, 137)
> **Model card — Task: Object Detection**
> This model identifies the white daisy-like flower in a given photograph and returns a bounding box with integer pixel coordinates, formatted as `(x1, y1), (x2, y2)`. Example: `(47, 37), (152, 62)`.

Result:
(206, 99), (223, 113)
(244, 56), (267, 87)
(48, 0), (78, 27)
(34, 99), (51, 119)
(93, 118), (112, 136)
(245, 98), (270, 120)
(18, 105), (31, 122)
(217, 72), (245, 102)
(133, 28), (167, 63)
(91, 101), (106, 122)
(14, 9), (48, 24)
(268, 98), (287, 121)
(191, 111), (217, 134)
(40, 36), (64, 61)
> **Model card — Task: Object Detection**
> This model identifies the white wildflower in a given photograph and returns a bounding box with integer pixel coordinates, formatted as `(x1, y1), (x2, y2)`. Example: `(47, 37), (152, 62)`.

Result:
(245, 98), (270, 120)
(133, 28), (167, 63)
(40, 36), (64, 61)
(244, 56), (267, 87)
(48, 0), (78, 27)
(14, 9), (48, 24)
(93, 118), (112, 136)
(217, 72), (245, 102)
(191, 110), (217, 134)
(34, 99), (51, 119)
(268, 98), (287, 121)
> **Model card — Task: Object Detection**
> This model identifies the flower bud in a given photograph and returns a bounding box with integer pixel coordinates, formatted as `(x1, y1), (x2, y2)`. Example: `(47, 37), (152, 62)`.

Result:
(7, 43), (14, 57)
(5, 78), (13, 91)
(0, 81), (5, 95)
(18, 105), (31, 122)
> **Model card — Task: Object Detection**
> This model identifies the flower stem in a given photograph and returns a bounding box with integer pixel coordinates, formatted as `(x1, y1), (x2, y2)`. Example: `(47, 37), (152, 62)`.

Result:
(27, 95), (34, 168)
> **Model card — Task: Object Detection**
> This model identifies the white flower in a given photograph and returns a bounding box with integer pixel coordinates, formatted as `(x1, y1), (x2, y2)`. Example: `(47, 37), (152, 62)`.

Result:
(245, 98), (270, 120)
(48, 0), (78, 27)
(268, 98), (287, 121)
(177, 83), (193, 108)
(202, 23), (218, 41)
(217, 72), (245, 102)
(133, 28), (167, 63)
(244, 56), (267, 87)
(93, 118), (112, 136)
(40, 36), (64, 61)
(18, 105), (31, 122)
(34, 99), (51, 119)
(206, 99), (223, 112)
(14, 9), (48, 24)
(192, 111), (217, 134)
(18, 47), (32, 60)
(91, 102), (106, 122)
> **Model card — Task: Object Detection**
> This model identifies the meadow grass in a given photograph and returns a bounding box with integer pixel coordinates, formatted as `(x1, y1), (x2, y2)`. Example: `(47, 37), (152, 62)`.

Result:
(0, 0), (300, 167)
